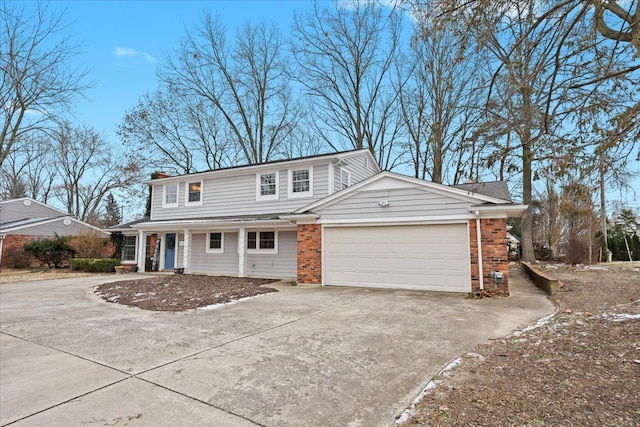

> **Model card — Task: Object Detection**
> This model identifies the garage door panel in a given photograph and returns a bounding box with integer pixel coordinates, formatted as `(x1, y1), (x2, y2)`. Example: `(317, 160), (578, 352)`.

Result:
(324, 224), (471, 292)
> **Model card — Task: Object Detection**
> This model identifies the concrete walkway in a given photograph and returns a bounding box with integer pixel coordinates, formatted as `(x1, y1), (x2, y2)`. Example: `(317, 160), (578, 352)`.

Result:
(0, 270), (554, 426)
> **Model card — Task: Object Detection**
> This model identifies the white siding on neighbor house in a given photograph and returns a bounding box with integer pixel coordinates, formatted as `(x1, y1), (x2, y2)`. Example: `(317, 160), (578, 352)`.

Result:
(189, 232), (239, 275)
(246, 230), (297, 278)
(316, 187), (472, 220)
(0, 199), (66, 223)
(8, 218), (104, 237)
(150, 164), (331, 220)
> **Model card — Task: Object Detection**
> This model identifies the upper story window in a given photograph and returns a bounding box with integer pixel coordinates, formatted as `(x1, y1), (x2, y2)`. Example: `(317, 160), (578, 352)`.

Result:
(288, 168), (313, 198)
(186, 181), (203, 206)
(256, 172), (279, 201)
(340, 169), (351, 190)
(163, 184), (179, 208)
(206, 232), (224, 254)
(247, 231), (278, 254)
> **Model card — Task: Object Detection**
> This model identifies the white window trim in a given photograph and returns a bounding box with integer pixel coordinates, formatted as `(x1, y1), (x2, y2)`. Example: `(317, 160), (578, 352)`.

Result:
(205, 232), (224, 254)
(256, 172), (279, 201)
(247, 230), (278, 254)
(340, 169), (351, 190)
(122, 235), (137, 263)
(162, 183), (179, 208)
(185, 180), (204, 206)
(288, 168), (313, 199)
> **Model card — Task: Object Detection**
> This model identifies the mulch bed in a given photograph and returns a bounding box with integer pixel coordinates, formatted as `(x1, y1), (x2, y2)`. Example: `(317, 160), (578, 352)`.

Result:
(402, 263), (640, 427)
(95, 275), (279, 311)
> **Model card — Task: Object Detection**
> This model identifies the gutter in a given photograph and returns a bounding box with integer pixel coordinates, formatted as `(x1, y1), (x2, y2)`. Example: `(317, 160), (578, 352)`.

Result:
(475, 211), (484, 292)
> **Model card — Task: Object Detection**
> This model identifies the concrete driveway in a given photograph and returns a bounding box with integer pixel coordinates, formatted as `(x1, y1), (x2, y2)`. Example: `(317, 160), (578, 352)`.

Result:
(0, 272), (554, 426)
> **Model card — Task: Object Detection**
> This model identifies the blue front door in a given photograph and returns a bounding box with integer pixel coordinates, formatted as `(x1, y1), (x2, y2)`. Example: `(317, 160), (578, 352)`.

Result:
(165, 233), (176, 270)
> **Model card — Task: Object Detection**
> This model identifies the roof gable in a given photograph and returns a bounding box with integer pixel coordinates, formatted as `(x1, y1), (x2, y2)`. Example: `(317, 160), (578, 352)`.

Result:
(295, 172), (512, 214)
(0, 198), (68, 224)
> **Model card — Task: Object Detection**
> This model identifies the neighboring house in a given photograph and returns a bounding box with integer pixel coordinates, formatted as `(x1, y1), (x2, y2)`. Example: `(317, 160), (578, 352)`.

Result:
(0, 198), (109, 266)
(115, 149), (526, 295)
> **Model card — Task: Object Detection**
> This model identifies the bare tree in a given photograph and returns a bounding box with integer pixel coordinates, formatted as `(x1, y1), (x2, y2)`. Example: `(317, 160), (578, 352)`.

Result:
(0, 132), (55, 201)
(399, 15), (487, 183)
(0, 1), (91, 167)
(119, 87), (235, 175)
(158, 15), (300, 165)
(291, 0), (405, 169)
(52, 122), (141, 223)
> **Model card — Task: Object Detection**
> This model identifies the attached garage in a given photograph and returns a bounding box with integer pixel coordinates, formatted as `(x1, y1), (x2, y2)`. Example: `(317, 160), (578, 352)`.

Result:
(324, 224), (471, 292)
(290, 172), (527, 295)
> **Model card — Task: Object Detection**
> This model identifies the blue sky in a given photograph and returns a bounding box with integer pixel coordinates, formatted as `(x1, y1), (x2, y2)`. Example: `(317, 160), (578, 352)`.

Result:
(45, 0), (315, 142)
(18, 1), (640, 214)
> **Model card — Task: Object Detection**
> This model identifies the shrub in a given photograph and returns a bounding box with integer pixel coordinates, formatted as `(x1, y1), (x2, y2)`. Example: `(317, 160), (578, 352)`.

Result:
(68, 234), (111, 258)
(23, 235), (75, 268)
(1, 245), (32, 269)
(70, 258), (120, 273)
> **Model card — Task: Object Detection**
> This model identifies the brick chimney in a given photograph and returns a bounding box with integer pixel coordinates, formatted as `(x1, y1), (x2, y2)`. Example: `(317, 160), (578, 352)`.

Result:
(151, 171), (171, 179)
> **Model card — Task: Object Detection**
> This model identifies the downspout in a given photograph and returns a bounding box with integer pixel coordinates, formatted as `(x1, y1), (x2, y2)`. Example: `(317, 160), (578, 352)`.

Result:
(475, 211), (484, 292)
(0, 234), (5, 267)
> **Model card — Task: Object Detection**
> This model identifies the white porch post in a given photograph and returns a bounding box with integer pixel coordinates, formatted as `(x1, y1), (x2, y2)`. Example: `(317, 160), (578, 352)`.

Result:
(238, 227), (246, 277)
(183, 229), (190, 273)
(137, 230), (145, 272)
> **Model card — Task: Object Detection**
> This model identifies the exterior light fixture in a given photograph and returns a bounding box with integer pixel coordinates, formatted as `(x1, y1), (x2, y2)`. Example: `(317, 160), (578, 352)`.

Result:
(378, 200), (390, 207)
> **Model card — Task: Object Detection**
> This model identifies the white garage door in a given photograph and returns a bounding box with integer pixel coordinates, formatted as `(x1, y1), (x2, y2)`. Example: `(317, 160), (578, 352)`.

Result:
(324, 224), (471, 292)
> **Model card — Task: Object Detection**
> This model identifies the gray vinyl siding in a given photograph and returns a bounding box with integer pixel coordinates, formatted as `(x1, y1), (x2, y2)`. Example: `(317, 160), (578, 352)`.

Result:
(0, 200), (66, 223)
(189, 232), (239, 275)
(246, 230), (296, 278)
(316, 188), (472, 220)
(341, 152), (378, 185)
(9, 218), (105, 237)
(150, 164), (332, 220)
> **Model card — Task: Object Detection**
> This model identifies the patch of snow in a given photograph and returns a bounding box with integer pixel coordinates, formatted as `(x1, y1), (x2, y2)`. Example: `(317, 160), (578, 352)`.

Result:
(601, 313), (640, 322)
(509, 308), (558, 337)
(394, 357), (462, 425)
(466, 352), (486, 362)
(197, 293), (269, 311)
(585, 266), (609, 271)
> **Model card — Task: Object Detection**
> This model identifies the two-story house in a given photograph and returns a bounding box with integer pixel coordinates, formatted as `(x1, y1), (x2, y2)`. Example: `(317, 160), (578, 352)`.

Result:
(113, 149), (525, 295)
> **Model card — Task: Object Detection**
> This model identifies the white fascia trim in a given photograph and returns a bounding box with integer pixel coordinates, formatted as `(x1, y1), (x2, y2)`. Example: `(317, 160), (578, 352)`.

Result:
(133, 219), (296, 231)
(0, 216), (109, 237)
(279, 214), (319, 224)
(319, 215), (474, 227)
(471, 204), (528, 218)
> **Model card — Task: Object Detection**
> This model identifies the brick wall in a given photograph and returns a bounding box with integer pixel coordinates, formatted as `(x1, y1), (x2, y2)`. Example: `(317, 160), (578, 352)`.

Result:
(297, 224), (322, 284)
(1, 235), (40, 267)
(469, 218), (509, 296)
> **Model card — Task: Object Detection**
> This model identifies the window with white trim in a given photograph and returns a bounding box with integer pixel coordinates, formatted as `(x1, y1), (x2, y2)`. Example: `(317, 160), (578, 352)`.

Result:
(206, 232), (224, 253)
(340, 169), (351, 190)
(122, 236), (137, 262)
(256, 172), (279, 200)
(186, 181), (203, 205)
(247, 231), (278, 253)
(163, 184), (178, 207)
(288, 168), (312, 198)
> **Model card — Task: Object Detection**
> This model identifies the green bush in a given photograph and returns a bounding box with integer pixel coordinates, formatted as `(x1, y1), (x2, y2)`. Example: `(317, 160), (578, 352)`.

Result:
(70, 258), (121, 273)
(23, 235), (75, 268)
